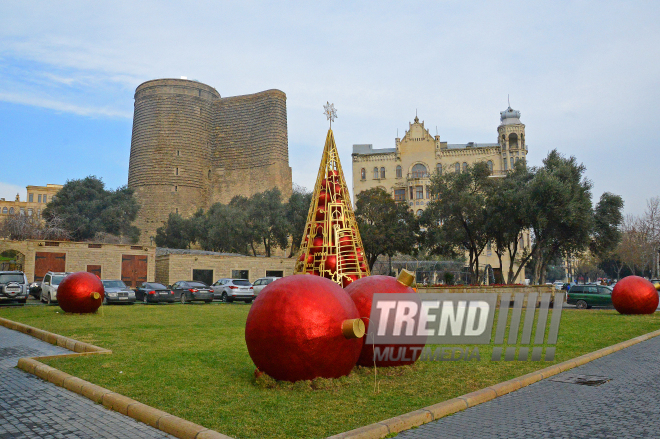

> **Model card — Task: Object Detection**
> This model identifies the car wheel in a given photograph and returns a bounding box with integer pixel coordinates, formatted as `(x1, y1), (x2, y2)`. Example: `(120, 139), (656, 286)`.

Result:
(18, 298), (26, 304)
(181, 293), (186, 305)
(221, 292), (228, 303)
(204, 299), (212, 304)
(246, 299), (253, 304)
(576, 300), (588, 309)
(143, 294), (148, 305)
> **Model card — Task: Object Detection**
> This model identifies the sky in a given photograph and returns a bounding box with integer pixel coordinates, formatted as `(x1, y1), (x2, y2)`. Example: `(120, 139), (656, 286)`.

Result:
(1, 1), (658, 216)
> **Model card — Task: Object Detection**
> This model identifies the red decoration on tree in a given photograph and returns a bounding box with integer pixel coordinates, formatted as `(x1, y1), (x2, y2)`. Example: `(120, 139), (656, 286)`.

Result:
(612, 276), (659, 315)
(57, 272), (105, 314)
(245, 275), (364, 382)
(345, 271), (426, 367)
(294, 128), (370, 286)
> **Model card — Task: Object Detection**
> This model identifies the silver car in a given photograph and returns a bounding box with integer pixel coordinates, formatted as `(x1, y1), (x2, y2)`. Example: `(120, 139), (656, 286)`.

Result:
(211, 279), (254, 303)
(0, 271), (29, 304)
(101, 279), (136, 305)
(40, 272), (72, 305)
(251, 277), (281, 296)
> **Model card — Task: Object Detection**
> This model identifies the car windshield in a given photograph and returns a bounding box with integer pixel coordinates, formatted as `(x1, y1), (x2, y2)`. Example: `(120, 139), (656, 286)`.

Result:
(146, 283), (167, 289)
(233, 279), (251, 286)
(102, 280), (127, 289)
(189, 281), (208, 288)
(0, 274), (24, 284)
(52, 275), (66, 285)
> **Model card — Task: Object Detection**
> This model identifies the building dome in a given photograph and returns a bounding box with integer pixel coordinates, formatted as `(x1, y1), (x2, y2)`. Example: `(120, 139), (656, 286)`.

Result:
(499, 106), (522, 125)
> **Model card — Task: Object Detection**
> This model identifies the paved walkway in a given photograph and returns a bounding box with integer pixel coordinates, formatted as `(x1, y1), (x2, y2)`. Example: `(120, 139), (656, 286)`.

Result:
(399, 334), (660, 439)
(0, 326), (175, 439)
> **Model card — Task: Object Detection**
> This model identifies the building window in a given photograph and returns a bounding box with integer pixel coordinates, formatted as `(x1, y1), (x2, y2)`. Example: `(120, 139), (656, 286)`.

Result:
(509, 133), (519, 149)
(2, 207), (6, 214)
(426, 186), (431, 199)
(37, 209), (41, 218)
(436, 163), (442, 175)
(175, 185), (178, 192)
(394, 189), (406, 201)
(19, 208), (25, 215)
(175, 208), (179, 214)
(503, 159), (508, 171)
(515, 157), (519, 164)
(416, 186), (424, 199)
(416, 209), (423, 217)
(177, 150), (180, 156)
(486, 160), (493, 174)
(380, 167), (386, 179)
(411, 164), (428, 179)
(454, 162), (460, 173)
(360, 168), (366, 180)
(396, 165), (402, 178)
(44, 195), (47, 203)
(462, 162), (468, 173)
(409, 187), (414, 200)
(373, 167), (379, 179)
(208, 170), (211, 178)
(27, 208), (33, 216)
(510, 157), (515, 169)
(175, 167), (179, 176)
(9, 207), (14, 214)
(38, 194), (42, 203)
(232, 269), (249, 280)
(29, 193), (33, 202)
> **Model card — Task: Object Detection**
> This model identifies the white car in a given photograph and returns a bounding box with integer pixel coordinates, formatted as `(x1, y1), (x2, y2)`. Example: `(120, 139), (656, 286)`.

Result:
(211, 279), (254, 303)
(553, 281), (564, 291)
(252, 277), (281, 296)
(40, 272), (72, 305)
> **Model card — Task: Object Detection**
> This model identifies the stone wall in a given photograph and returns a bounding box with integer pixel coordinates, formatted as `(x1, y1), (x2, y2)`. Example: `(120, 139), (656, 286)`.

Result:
(155, 252), (296, 286)
(0, 239), (156, 283)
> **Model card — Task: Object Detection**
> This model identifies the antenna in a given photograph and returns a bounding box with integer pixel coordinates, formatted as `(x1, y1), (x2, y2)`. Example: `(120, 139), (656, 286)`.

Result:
(508, 94), (510, 108)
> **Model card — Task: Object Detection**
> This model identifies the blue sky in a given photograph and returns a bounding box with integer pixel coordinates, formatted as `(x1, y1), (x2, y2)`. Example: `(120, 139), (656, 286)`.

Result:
(1, 1), (658, 215)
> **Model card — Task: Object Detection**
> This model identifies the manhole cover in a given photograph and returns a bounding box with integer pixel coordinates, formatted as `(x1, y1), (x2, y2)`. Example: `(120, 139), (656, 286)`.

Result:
(550, 374), (611, 386)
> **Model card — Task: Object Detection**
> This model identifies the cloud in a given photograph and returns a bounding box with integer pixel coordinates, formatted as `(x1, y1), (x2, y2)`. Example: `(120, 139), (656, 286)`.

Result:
(0, 91), (132, 118)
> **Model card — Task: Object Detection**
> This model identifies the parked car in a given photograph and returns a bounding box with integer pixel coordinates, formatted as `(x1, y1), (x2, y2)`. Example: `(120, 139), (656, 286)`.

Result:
(553, 281), (564, 290)
(134, 282), (176, 304)
(40, 272), (72, 305)
(29, 282), (42, 299)
(101, 279), (136, 305)
(567, 284), (613, 309)
(171, 281), (214, 304)
(251, 277), (280, 296)
(0, 271), (29, 304)
(211, 279), (254, 303)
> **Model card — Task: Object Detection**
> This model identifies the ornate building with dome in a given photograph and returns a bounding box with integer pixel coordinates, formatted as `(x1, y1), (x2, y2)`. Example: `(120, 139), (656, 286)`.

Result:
(351, 105), (530, 277)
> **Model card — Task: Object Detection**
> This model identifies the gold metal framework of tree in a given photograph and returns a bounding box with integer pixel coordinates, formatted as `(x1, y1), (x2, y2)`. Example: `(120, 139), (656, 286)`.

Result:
(294, 128), (370, 287)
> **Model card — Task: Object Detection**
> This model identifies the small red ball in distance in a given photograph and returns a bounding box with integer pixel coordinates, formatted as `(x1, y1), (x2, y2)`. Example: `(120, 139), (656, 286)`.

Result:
(245, 275), (362, 381)
(315, 207), (326, 221)
(612, 276), (659, 314)
(346, 275), (425, 367)
(324, 255), (337, 272)
(318, 190), (329, 205)
(309, 236), (324, 253)
(57, 272), (105, 314)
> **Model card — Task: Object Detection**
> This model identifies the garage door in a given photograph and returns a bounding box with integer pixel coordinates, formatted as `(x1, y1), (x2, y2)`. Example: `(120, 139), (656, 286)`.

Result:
(121, 255), (147, 287)
(34, 252), (66, 282)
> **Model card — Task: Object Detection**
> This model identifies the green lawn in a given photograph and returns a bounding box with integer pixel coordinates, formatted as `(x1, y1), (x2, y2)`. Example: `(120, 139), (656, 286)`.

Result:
(1, 304), (659, 439)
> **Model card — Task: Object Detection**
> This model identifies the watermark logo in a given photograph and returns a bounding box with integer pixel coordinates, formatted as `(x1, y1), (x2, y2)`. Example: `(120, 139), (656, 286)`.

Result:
(368, 292), (564, 362)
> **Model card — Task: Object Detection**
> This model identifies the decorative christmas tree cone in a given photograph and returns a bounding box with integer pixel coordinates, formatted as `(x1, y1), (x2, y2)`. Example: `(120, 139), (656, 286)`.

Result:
(294, 127), (370, 286)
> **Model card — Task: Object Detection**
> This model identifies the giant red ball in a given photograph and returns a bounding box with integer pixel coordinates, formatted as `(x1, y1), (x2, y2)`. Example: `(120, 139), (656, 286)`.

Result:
(245, 275), (362, 382)
(57, 272), (105, 314)
(345, 275), (425, 367)
(612, 276), (659, 315)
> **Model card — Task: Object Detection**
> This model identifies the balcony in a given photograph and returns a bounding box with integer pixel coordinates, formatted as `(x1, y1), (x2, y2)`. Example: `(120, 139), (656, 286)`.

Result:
(407, 172), (430, 181)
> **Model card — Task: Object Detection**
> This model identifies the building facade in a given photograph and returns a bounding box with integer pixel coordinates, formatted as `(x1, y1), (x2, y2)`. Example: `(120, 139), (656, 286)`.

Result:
(128, 78), (293, 245)
(351, 106), (530, 278)
(0, 184), (63, 220)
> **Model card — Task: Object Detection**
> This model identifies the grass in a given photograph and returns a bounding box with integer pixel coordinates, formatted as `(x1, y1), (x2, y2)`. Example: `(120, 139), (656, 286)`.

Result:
(1, 303), (659, 438)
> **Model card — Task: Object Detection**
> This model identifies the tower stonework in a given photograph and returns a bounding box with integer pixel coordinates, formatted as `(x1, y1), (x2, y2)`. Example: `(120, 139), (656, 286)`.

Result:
(128, 79), (292, 244)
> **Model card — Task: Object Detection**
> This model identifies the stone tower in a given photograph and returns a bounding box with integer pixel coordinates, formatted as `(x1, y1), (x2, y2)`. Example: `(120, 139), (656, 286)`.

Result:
(497, 106), (526, 171)
(128, 78), (292, 245)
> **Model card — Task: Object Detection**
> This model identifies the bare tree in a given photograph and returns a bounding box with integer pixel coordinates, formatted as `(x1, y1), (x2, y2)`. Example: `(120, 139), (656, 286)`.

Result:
(0, 214), (71, 241)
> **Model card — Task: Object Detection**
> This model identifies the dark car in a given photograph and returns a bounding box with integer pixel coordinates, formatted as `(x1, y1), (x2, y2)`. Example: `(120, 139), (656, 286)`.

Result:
(567, 284), (613, 309)
(101, 279), (136, 305)
(134, 282), (176, 304)
(171, 281), (214, 304)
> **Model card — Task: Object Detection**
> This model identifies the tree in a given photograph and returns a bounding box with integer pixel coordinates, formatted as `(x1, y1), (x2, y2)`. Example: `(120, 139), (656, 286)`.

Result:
(0, 213), (71, 241)
(154, 213), (194, 249)
(590, 192), (624, 261)
(355, 187), (418, 270)
(421, 162), (492, 284)
(285, 185), (313, 257)
(42, 176), (140, 242)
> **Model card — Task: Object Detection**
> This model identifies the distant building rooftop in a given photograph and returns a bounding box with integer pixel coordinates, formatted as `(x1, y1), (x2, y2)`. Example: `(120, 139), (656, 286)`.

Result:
(352, 144), (396, 155)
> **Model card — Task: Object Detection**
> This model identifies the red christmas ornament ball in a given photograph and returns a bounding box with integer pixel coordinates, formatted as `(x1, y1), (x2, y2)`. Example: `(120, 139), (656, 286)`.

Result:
(324, 255), (337, 272)
(245, 275), (362, 381)
(345, 275), (425, 367)
(612, 276), (659, 314)
(57, 272), (105, 314)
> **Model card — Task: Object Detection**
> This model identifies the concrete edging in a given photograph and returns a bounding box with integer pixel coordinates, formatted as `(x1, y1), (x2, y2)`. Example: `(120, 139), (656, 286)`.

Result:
(326, 327), (660, 439)
(0, 317), (232, 439)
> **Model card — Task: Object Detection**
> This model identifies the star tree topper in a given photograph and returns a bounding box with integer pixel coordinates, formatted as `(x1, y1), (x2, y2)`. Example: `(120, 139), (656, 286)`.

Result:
(323, 101), (337, 128)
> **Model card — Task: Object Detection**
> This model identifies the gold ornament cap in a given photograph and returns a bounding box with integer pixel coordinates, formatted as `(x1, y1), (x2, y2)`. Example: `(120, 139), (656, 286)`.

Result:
(91, 292), (101, 300)
(397, 269), (415, 287)
(654, 283), (660, 291)
(342, 318), (365, 339)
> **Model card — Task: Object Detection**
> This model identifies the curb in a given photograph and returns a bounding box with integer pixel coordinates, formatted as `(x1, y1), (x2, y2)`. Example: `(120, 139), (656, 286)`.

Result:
(0, 317), (233, 439)
(327, 327), (660, 439)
